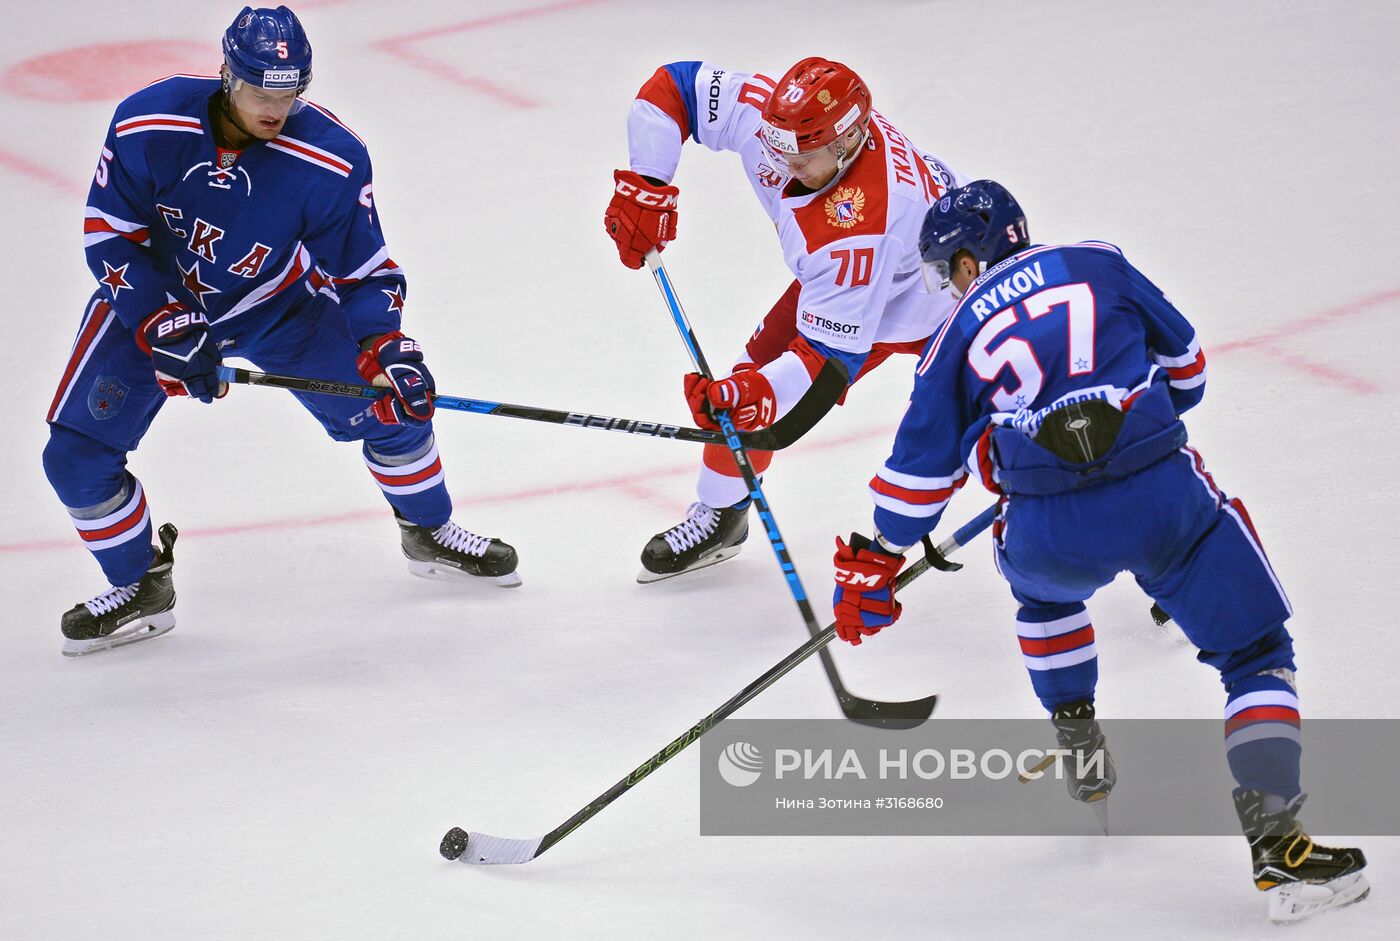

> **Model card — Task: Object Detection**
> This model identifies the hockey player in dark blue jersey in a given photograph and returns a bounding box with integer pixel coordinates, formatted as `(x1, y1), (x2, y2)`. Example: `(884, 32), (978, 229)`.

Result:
(43, 6), (520, 657)
(830, 181), (1368, 924)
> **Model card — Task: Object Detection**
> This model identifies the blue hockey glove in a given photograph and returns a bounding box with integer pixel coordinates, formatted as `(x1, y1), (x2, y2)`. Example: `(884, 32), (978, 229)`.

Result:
(356, 331), (435, 425)
(833, 533), (905, 645)
(136, 303), (226, 403)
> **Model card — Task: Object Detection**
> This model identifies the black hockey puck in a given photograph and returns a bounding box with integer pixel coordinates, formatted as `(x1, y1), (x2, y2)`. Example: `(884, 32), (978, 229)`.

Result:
(439, 826), (470, 861)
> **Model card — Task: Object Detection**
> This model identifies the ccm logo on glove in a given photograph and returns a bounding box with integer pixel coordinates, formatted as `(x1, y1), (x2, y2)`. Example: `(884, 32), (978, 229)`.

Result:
(614, 177), (678, 209)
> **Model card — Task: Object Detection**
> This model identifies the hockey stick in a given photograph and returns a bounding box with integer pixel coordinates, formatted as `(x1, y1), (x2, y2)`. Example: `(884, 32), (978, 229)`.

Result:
(215, 364), (840, 451)
(440, 502), (998, 866)
(643, 252), (935, 729)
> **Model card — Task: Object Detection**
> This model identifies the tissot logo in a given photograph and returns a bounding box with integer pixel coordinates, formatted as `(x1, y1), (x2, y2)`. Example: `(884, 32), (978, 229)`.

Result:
(801, 311), (860, 336)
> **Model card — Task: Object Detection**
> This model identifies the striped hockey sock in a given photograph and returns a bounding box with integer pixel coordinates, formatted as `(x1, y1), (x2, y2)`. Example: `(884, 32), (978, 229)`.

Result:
(1016, 602), (1098, 711)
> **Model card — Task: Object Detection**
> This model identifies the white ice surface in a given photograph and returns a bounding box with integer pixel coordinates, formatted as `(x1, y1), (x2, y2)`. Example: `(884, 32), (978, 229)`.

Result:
(2, 2), (1398, 938)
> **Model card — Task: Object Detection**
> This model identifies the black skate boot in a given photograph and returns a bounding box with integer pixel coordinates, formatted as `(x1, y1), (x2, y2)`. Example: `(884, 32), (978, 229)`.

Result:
(638, 501), (749, 583)
(396, 511), (520, 587)
(1050, 699), (1116, 831)
(61, 523), (178, 657)
(1234, 789), (1370, 924)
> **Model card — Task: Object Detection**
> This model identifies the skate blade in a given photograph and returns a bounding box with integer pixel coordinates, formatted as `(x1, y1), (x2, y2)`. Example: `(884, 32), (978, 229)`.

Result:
(1087, 796), (1110, 835)
(407, 559), (522, 588)
(1267, 872), (1370, 924)
(636, 545), (743, 584)
(62, 611), (175, 657)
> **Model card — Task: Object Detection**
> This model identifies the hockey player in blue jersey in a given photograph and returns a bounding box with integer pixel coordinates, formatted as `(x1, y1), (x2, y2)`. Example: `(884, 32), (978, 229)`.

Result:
(829, 181), (1368, 924)
(43, 6), (520, 657)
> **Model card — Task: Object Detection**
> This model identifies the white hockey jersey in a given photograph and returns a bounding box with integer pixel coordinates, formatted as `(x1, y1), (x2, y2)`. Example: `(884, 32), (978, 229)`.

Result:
(628, 61), (969, 401)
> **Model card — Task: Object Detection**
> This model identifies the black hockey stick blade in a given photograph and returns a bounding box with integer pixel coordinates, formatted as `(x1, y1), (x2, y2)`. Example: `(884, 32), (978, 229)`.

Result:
(835, 690), (938, 729)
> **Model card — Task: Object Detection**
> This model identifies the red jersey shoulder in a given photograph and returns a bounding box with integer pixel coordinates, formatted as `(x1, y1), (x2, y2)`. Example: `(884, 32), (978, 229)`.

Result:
(790, 123), (893, 254)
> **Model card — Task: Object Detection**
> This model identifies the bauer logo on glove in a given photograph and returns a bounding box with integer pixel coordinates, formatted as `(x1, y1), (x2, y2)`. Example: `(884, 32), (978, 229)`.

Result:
(356, 330), (437, 425)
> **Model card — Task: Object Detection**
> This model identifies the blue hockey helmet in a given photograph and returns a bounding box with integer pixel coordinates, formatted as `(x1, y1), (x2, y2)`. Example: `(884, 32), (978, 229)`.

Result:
(222, 6), (312, 93)
(919, 180), (1028, 294)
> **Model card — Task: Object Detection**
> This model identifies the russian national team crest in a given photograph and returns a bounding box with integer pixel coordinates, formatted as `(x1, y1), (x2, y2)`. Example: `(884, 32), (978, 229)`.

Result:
(825, 186), (866, 229)
(87, 375), (129, 421)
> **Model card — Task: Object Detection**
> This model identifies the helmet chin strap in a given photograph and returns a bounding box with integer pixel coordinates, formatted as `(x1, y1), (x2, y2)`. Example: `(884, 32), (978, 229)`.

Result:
(832, 125), (869, 173)
(217, 90), (258, 144)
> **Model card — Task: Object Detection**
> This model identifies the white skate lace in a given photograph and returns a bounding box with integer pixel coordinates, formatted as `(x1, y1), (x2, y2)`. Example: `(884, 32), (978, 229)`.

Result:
(662, 503), (719, 554)
(432, 521), (492, 557)
(84, 583), (140, 616)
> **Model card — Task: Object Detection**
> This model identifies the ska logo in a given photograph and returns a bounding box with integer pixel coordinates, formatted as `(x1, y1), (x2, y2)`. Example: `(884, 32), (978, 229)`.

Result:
(87, 375), (129, 421)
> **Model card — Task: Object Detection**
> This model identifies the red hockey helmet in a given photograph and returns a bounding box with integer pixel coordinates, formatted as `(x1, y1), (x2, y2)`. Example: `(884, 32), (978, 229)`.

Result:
(760, 57), (872, 157)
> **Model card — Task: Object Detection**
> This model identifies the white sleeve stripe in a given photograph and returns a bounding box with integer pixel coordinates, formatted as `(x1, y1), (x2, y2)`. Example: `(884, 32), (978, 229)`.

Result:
(1151, 338), (1201, 368)
(334, 246), (390, 283)
(870, 490), (949, 518)
(85, 207), (146, 231)
(1016, 610), (1092, 639)
(1169, 372), (1207, 390)
(876, 465), (966, 490)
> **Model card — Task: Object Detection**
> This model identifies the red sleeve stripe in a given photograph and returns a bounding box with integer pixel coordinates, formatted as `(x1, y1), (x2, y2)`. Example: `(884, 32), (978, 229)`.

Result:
(637, 66), (692, 142)
(114, 114), (203, 137)
(869, 476), (961, 506)
(1223, 705), (1300, 737)
(1166, 350), (1206, 380)
(84, 217), (150, 244)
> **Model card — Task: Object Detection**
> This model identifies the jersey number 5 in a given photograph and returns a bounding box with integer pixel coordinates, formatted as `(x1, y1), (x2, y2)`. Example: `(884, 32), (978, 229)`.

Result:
(968, 283), (1097, 411)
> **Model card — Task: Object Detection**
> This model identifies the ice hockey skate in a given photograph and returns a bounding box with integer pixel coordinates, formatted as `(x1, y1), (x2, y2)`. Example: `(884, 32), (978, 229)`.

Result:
(1050, 699), (1116, 832)
(61, 523), (178, 657)
(1234, 790), (1370, 924)
(638, 501), (749, 583)
(397, 511), (520, 587)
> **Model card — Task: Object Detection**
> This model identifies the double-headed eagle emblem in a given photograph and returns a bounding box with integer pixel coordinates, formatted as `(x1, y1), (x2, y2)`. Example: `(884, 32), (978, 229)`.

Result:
(824, 185), (866, 229)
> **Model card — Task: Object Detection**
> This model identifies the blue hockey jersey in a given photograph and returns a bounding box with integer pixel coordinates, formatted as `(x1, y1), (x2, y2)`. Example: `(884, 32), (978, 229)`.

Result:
(83, 75), (405, 343)
(870, 241), (1208, 547)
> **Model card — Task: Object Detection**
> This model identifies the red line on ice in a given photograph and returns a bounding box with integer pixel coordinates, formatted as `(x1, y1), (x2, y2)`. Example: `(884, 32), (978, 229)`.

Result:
(373, 0), (607, 108)
(0, 147), (81, 194)
(10, 286), (1398, 555)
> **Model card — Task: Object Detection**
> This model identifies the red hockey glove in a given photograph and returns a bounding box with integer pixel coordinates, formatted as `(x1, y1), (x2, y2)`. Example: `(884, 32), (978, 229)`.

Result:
(135, 303), (227, 402)
(832, 533), (906, 646)
(356, 331), (436, 425)
(604, 169), (679, 269)
(684, 364), (776, 432)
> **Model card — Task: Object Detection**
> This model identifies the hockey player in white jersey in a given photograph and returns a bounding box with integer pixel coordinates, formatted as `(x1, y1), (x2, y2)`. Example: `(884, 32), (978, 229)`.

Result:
(604, 58), (969, 581)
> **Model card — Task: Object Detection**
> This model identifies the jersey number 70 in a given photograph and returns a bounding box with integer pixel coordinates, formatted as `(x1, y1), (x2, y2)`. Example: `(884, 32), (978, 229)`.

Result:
(968, 283), (1097, 411)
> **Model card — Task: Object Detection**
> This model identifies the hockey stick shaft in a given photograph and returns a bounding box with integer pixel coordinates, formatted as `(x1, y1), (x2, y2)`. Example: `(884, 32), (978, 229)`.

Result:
(216, 365), (821, 451)
(644, 252), (930, 728)
(441, 502), (998, 865)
